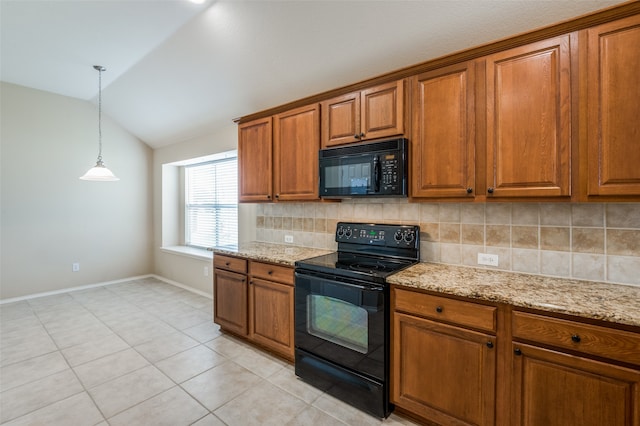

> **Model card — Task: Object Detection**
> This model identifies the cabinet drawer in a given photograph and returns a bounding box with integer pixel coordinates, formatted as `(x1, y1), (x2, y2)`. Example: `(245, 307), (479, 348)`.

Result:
(249, 261), (294, 285)
(214, 255), (247, 274)
(394, 288), (497, 332)
(512, 311), (640, 365)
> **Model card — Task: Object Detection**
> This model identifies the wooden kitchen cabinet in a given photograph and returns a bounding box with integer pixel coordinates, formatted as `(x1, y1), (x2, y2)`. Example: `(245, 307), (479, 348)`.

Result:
(410, 61), (477, 199)
(238, 117), (273, 202)
(392, 288), (497, 425)
(214, 255), (295, 361)
(510, 310), (640, 426)
(248, 261), (295, 360)
(485, 35), (572, 198)
(321, 80), (405, 148)
(273, 103), (320, 201)
(584, 14), (640, 198)
(213, 255), (248, 335)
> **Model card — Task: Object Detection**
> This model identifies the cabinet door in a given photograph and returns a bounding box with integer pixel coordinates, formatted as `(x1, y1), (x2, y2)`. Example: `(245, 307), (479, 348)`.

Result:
(213, 269), (248, 335)
(249, 278), (294, 360)
(238, 117), (273, 202)
(586, 15), (640, 196)
(411, 63), (476, 198)
(392, 312), (496, 426)
(511, 343), (640, 426)
(486, 35), (572, 198)
(361, 80), (405, 141)
(321, 92), (360, 148)
(273, 104), (320, 201)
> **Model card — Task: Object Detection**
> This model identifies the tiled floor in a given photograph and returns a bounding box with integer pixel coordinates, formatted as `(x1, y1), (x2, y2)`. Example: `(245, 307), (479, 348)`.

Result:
(0, 278), (419, 426)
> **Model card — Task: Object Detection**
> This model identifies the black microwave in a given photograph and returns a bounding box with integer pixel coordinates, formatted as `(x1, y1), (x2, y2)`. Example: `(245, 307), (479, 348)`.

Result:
(319, 138), (408, 198)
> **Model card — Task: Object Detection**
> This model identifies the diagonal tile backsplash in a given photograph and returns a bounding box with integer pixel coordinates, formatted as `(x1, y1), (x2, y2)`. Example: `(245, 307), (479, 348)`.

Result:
(255, 201), (640, 286)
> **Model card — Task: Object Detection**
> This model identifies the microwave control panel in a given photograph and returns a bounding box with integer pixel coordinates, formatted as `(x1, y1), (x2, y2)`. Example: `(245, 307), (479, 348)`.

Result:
(380, 154), (400, 192)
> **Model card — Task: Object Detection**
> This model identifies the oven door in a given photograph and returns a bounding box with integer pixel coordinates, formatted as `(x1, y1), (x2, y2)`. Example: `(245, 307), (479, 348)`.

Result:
(294, 269), (387, 381)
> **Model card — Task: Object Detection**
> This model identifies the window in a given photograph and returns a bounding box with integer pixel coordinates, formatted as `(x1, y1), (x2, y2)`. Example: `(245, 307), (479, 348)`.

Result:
(185, 156), (238, 249)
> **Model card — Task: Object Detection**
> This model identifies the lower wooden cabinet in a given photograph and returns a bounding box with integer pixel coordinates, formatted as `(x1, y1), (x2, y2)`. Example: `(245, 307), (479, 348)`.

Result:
(249, 278), (294, 359)
(213, 255), (295, 361)
(392, 286), (640, 426)
(392, 312), (497, 426)
(511, 342), (640, 426)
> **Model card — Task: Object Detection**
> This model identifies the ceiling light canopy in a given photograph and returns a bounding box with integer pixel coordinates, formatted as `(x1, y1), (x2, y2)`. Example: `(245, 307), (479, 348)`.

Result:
(80, 65), (119, 182)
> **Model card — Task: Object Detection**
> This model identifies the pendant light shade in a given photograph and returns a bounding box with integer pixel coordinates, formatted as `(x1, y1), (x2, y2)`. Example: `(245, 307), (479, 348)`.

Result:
(80, 65), (119, 181)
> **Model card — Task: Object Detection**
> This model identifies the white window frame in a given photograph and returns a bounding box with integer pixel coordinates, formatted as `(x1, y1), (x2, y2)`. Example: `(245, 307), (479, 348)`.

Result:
(184, 153), (238, 249)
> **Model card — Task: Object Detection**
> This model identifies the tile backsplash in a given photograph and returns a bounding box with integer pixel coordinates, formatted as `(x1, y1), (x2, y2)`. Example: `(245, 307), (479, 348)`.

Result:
(255, 200), (640, 286)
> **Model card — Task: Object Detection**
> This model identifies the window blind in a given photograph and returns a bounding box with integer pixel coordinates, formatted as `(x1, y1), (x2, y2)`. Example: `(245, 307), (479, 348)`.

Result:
(185, 156), (238, 249)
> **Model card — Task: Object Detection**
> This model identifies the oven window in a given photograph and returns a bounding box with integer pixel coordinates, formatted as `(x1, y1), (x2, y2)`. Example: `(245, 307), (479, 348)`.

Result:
(307, 294), (368, 353)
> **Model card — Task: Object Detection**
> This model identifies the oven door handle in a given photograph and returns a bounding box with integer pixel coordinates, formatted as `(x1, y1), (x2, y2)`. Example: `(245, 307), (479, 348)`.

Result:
(295, 271), (385, 292)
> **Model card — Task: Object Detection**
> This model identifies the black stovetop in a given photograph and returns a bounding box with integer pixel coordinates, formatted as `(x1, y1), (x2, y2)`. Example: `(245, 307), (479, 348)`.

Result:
(295, 222), (420, 283)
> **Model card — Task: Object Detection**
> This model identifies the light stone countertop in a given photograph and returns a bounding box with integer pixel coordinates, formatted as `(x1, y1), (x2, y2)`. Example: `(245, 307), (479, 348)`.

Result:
(387, 263), (640, 328)
(211, 242), (331, 267)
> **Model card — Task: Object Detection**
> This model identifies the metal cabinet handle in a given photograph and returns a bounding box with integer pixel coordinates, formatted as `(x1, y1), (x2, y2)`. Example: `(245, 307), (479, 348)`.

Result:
(275, 194), (279, 199)
(487, 187), (494, 194)
(436, 306), (443, 313)
(514, 348), (522, 356)
(486, 341), (494, 349)
(360, 132), (365, 138)
(571, 334), (581, 343)
(466, 188), (473, 194)
(354, 134), (360, 139)
(268, 270), (273, 275)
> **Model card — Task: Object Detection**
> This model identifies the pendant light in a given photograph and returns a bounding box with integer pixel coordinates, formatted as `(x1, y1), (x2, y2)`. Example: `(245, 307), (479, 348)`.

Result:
(80, 65), (119, 181)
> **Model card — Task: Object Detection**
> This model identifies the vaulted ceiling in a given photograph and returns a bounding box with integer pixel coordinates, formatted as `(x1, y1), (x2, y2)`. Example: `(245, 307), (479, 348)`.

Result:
(0, 0), (626, 148)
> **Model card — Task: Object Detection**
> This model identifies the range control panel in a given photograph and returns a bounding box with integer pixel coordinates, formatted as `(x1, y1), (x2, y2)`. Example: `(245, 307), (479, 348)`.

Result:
(335, 222), (419, 249)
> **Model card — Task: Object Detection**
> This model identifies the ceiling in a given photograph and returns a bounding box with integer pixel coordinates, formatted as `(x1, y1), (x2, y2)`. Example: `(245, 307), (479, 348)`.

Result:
(0, 0), (627, 149)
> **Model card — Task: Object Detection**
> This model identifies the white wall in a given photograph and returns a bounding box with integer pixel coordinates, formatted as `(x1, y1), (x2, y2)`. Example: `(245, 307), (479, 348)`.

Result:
(153, 125), (256, 296)
(0, 82), (153, 300)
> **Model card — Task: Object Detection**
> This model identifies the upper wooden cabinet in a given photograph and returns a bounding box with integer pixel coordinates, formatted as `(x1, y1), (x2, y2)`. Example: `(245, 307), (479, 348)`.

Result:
(321, 80), (405, 148)
(238, 117), (273, 202)
(410, 62), (477, 199)
(585, 14), (640, 198)
(273, 104), (320, 201)
(485, 35), (572, 198)
(238, 105), (320, 202)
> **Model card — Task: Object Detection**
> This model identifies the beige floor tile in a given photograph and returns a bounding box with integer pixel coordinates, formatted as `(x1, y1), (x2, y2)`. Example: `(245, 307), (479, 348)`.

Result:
(107, 386), (207, 426)
(267, 366), (323, 404)
(133, 331), (199, 363)
(88, 365), (174, 418)
(0, 331), (58, 367)
(0, 369), (83, 423)
(183, 321), (221, 343)
(214, 380), (307, 426)
(205, 334), (255, 358)
(73, 348), (149, 388)
(61, 333), (130, 367)
(0, 314), (41, 334)
(191, 414), (227, 426)
(112, 320), (176, 346)
(0, 351), (68, 392)
(181, 361), (261, 411)
(48, 322), (114, 349)
(155, 344), (226, 383)
(232, 346), (287, 378)
(286, 406), (348, 425)
(1, 392), (104, 426)
(162, 309), (213, 330)
(313, 393), (382, 426)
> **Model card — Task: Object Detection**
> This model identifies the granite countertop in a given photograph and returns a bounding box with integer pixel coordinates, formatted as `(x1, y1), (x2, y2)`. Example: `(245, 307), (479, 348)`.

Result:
(388, 263), (640, 328)
(211, 242), (331, 267)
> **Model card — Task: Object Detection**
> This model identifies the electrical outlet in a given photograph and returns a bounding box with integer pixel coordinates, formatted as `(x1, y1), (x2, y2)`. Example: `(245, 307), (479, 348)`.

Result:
(72, 262), (80, 272)
(477, 253), (499, 267)
(284, 235), (294, 243)
(203, 266), (209, 277)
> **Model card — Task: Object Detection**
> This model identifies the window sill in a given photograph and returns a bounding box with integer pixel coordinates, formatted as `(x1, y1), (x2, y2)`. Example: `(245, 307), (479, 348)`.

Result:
(160, 246), (212, 261)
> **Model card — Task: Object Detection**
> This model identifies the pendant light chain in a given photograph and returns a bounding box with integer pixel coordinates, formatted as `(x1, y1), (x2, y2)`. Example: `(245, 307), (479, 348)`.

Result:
(96, 65), (104, 164)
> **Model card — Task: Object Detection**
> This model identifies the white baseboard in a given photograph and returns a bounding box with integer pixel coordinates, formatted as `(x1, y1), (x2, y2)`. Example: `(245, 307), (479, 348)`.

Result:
(151, 274), (212, 299)
(0, 274), (212, 304)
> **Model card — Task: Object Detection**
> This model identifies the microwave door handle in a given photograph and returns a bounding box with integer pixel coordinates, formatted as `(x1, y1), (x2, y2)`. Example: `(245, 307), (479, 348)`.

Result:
(373, 156), (381, 192)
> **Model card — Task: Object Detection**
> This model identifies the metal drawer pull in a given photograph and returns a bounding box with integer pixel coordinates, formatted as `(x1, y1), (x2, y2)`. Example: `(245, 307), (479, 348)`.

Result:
(514, 348), (522, 356)
(486, 341), (494, 349)
(571, 334), (581, 343)
(436, 306), (443, 313)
